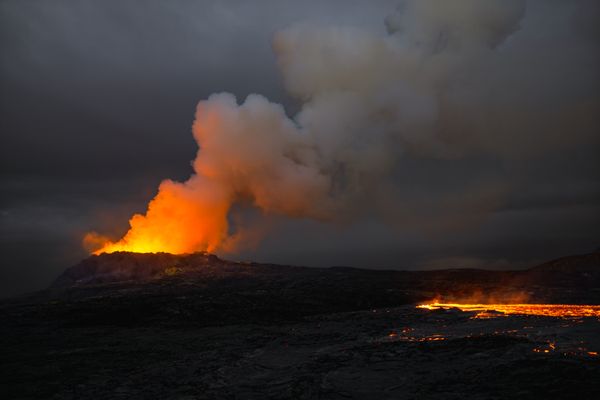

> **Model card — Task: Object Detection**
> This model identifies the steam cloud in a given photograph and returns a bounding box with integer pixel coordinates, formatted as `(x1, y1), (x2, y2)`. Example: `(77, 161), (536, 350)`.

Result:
(87, 0), (599, 254)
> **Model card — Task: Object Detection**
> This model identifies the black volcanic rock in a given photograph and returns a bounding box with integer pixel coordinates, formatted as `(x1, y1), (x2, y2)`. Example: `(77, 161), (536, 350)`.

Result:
(3, 251), (600, 399)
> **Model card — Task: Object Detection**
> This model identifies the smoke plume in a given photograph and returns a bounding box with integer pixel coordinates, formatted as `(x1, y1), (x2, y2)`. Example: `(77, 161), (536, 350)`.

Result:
(87, 0), (599, 254)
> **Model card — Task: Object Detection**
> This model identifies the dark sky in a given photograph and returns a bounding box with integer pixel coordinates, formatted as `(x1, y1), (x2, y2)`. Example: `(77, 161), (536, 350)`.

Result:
(1, 0), (599, 297)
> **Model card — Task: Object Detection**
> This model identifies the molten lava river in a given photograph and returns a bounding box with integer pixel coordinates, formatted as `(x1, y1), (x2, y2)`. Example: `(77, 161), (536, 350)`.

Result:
(417, 303), (600, 319)
(388, 301), (600, 359)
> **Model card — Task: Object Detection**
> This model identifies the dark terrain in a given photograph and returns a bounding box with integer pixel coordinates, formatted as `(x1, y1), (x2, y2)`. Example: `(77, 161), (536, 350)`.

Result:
(2, 251), (600, 399)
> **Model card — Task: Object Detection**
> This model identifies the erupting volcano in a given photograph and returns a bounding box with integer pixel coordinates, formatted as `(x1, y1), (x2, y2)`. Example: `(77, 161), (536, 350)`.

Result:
(85, 93), (336, 256)
(5, 0), (599, 398)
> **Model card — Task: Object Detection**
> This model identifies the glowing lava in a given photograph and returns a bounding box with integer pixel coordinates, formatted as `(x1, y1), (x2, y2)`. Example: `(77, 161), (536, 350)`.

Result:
(417, 303), (600, 318)
(84, 176), (232, 255)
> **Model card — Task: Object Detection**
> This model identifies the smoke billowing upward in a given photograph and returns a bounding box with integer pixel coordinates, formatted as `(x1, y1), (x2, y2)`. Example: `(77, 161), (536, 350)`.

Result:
(87, 0), (599, 255)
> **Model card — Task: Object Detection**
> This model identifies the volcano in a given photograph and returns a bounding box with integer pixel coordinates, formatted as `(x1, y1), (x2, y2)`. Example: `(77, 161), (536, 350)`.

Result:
(2, 251), (600, 399)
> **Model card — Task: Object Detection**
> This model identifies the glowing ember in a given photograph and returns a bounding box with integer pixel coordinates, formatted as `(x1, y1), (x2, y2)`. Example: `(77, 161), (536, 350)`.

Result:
(385, 332), (447, 342)
(417, 303), (600, 318)
(533, 341), (556, 354)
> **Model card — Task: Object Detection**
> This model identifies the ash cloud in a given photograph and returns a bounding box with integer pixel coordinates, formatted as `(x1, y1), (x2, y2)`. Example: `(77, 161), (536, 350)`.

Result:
(88, 0), (599, 254)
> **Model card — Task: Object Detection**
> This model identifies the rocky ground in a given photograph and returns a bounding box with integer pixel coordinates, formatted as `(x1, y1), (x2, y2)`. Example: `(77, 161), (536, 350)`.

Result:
(2, 251), (600, 399)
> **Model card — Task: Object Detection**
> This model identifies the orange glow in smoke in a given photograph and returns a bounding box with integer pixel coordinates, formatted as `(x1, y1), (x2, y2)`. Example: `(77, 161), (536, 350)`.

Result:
(85, 176), (232, 255)
(417, 303), (600, 318)
(84, 93), (336, 256)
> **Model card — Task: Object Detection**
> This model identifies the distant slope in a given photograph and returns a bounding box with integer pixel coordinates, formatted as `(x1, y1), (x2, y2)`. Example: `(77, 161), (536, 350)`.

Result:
(517, 251), (600, 290)
(530, 251), (600, 274)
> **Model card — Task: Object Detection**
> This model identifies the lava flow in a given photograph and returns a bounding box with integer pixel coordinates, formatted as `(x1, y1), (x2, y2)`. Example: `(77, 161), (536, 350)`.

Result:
(417, 303), (600, 319)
